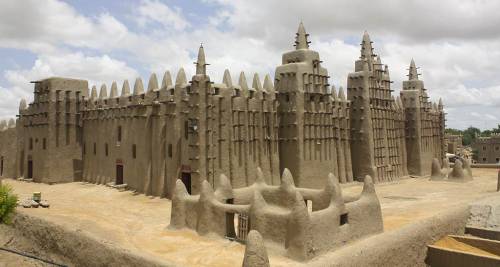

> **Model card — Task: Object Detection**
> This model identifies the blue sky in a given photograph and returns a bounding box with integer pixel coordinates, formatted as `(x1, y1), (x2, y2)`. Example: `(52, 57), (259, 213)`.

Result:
(1, 0), (499, 130)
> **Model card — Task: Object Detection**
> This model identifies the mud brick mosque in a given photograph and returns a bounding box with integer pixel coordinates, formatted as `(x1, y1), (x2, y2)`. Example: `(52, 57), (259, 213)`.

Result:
(0, 23), (445, 198)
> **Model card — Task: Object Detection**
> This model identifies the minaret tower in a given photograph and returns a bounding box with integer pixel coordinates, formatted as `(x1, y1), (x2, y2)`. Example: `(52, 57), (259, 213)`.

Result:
(186, 44), (214, 193)
(275, 22), (341, 188)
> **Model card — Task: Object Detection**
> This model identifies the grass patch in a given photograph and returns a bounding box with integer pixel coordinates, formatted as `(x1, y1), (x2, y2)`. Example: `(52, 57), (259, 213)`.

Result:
(0, 183), (18, 224)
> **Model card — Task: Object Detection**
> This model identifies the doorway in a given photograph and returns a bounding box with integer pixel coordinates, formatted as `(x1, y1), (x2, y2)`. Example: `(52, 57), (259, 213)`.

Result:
(27, 159), (33, 179)
(116, 164), (124, 185)
(181, 172), (191, 194)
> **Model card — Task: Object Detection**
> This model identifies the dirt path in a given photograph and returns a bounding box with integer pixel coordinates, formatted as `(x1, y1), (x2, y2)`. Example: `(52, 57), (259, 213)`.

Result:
(3, 168), (499, 267)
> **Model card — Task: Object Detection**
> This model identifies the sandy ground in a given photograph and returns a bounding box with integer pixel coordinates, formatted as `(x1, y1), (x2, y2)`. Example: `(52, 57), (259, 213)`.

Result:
(2, 168), (499, 267)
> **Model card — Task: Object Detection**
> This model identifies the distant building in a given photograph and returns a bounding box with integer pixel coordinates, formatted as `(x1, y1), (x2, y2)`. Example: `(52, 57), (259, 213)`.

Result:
(472, 134), (500, 164)
(0, 23), (446, 197)
(445, 134), (463, 154)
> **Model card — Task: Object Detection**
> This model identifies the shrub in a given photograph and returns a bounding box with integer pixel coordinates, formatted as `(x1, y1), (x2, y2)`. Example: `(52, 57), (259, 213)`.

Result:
(0, 183), (18, 224)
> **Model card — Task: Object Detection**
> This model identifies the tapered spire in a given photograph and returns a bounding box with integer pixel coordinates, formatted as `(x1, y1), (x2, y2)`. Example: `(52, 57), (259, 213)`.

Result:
(121, 80), (130, 96)
(238, 71), (249, 91)
(294, 22), (310, 50)
(195, 44), (208, 75)
(162, 71), (172, 88)
(175, 68), (187, 86)
(252, 73), (262, 91)
(19, 98), (27, 111)
(8, 118), (15, 128)
(408, 59), (419, 80)
(222, 69), (232, 87)
(361, 31), (373, 59)
(263, 74), (274, 91)
(99, 84), (108, 99)
(338, 86), (346, 101)
(110, 82), (118, 98)
(133, 78), (144, 95)
(147, 73), (159, 91)
(438, 98), (443, 110)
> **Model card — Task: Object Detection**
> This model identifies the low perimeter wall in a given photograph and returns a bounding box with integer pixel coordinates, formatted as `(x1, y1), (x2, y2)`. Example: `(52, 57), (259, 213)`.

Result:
(303, 205), (470, 267)
(9, 211), (177, 267)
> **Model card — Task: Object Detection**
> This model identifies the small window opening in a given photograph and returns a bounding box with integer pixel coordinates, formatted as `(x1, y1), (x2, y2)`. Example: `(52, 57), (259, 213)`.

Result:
(29, 138), (33, 150)
(132, 144), (137, 159)
(105, 143), (109, 156)
(340, 213), (348, 225)
(117, 126), (122, 142)
(43, 138), (46, 150)
(168, 144), (173, 158)
(184, 121), (189, 139)
(93, 143), (96, 155)
(83, 143), (86, 155)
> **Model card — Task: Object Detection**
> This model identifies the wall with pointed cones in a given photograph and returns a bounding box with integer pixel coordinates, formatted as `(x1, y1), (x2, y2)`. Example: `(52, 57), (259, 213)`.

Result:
(1, 23), (446, 197)
(78, 57), (281, 197)
(169, 167), (383, 261)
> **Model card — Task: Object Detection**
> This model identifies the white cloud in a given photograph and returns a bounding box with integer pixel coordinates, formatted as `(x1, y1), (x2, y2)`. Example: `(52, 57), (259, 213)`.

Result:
(0, 52), (138, 121)
(135, 0), (190, 31)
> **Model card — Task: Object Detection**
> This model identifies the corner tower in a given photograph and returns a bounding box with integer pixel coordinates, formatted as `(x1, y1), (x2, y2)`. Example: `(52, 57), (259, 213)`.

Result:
(401, 59), (445, 175)
(347, 32), (407, 182)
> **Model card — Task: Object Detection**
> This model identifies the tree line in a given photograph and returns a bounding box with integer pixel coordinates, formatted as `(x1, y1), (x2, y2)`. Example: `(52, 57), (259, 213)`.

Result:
(446, 125), (500, 146)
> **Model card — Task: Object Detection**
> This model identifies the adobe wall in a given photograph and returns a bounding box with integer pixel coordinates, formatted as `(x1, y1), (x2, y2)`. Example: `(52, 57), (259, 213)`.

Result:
(0, 122), (17, 178)
(81, 50), (280, 197)
(305, 205), (469, 267)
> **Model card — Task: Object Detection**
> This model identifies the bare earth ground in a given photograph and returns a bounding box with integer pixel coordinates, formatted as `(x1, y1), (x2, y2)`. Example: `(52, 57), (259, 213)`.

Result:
(1, 168), (499, 267)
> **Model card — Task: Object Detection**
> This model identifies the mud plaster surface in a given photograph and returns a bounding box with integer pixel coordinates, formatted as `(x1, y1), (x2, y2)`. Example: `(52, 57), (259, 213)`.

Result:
(3, 168), (499, 267)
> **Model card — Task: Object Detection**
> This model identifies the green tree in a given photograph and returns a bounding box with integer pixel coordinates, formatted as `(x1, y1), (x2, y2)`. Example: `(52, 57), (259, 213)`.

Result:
(462, 126), (481, 145)
(0, 184), (18, 224)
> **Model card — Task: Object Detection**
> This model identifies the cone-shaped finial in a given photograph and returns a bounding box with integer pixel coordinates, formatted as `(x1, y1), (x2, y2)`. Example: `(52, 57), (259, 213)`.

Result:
(252, 73), (262, 91)
(295, 22), (310, 50)
(133, 78), (144, 95)
(243, 230), (270, 267)
(147, 73), (159, 92)
(238, 71), (249, 91)
(175, 68), (187, 86)
(331, 85), (337, 100)
(162, 71), (172, 88)
(361, 31), (373, 59)
(110, 82), (118, 98)
(19, 98), (27, 111)
(438, 98), (443, 109)
(90, 86), (98, 99)
(222, 69), (232, 87)
(338, 86), (346, 101)
(99, 84), (108, 99)
(408, 59), (418, 80)
(263, 74), (274, 91)
(195, 44), (207, 75)
(121, 80), (130, 96)
(0, 120), (6, 130)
